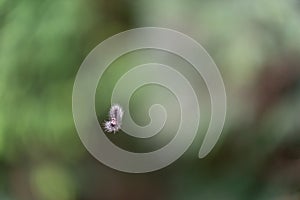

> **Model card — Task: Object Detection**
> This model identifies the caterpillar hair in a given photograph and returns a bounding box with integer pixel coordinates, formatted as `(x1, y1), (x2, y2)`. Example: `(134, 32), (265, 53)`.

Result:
(103, 104), (124, 133)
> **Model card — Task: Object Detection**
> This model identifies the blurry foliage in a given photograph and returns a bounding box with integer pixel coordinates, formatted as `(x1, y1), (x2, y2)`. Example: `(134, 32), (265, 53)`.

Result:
(0, 0), (300, 199)
(134, 0), (300, 85)
(30, 163), (76, 200)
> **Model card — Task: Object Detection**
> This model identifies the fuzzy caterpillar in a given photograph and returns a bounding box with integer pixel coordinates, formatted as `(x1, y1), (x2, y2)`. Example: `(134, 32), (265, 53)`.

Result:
(103, 104), (124, 133)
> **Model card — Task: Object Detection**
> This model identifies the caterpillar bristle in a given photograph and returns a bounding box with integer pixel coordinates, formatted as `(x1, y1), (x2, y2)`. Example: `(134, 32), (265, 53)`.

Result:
(104, 104), (123, 133)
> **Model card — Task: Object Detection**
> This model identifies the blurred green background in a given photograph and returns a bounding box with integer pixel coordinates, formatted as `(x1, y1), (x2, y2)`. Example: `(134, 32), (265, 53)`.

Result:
(1, 0), (300, 199)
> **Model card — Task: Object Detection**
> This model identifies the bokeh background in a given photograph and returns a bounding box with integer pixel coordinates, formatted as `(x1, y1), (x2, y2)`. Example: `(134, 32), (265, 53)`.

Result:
(1, 0), (300, 199)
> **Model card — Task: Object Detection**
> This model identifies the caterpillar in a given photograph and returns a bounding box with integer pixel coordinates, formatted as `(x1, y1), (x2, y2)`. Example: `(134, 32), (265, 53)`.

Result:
(103, 104), (124, 133)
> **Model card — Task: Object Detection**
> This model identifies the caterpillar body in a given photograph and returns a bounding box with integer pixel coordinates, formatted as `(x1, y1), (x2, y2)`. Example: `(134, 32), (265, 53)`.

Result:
(103, 104), (124, 133)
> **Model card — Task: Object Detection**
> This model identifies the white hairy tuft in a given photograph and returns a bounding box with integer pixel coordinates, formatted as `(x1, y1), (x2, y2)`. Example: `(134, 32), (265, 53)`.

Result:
(103, 104), (124, 133)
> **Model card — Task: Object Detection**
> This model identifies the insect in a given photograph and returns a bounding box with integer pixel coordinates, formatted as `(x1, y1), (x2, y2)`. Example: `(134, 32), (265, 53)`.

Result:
(103, 104), (124, 133)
